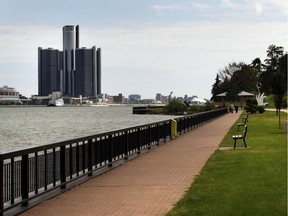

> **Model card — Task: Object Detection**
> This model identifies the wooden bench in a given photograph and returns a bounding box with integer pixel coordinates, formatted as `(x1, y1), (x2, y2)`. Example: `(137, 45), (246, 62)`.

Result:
(232, 125), (248, 149)
(237, 115), (248, 131)
(242, 113), (249, 122)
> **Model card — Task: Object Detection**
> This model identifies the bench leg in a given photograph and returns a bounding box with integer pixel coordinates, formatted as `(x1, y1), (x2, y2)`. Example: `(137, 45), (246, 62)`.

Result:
(234, 139), (237, 149)
(243, 139), (247, 148)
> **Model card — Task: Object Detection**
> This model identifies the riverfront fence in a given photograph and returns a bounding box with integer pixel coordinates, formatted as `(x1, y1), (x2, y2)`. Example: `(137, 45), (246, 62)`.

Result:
(0, 108), (227, 215)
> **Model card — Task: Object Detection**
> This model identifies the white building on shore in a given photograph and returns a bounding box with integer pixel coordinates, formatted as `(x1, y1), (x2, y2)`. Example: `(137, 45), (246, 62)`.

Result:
(0, 85), (20, 101)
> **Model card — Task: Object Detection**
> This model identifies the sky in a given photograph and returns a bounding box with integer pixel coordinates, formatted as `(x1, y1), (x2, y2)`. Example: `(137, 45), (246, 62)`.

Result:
(0, 0), (287, 100)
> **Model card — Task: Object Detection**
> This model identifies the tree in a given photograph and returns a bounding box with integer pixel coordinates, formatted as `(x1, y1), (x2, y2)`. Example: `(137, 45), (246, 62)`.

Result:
(211, 74), (222, 101)
(259, 45), (284, 94)
(251, 57), (263, 74)
(164, 100), (186, 114)
(265, 45), (284, 70)
(270, 53), (287, 128)
(226, 84), (240, 102)
(218, 62), (245, 80)
(215, 62), (258, 102)
(229, 65), (258, 93)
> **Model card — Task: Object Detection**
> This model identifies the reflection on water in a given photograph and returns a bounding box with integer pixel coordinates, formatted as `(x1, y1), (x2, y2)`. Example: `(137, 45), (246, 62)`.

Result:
(0, 106), (176, 153)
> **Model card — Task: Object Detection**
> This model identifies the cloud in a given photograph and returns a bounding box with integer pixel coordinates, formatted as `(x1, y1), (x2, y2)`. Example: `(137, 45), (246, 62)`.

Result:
(0, 25), (61, 65)
(0, 0), (286, 98)
(149, 2), (211, 16)
(219, 0), (237, 8)
(190, 2), (211, 9)
(149, 4), (190, 15)
(80, 21), (286, 98)
(149, 1), (286, 22)
(264, 0), (287, 15)
(254, 2), (263, 14)
(252, 0), (287, 16)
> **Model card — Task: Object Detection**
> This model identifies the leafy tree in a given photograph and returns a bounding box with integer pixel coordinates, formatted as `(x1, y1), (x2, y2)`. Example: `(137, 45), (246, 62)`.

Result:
(270, 53), (287, 128)
(226, 84), (240, 102)
(265, 45), (284, 70)
(213, 62), (258, 102)
(229, 65), (258, 93)
(218, 62), (245, 80)
(251, 57), (263, 74)
(164, 100), (186, 114)
(211, 74), (222, 101)
(260, 45), (284, 94)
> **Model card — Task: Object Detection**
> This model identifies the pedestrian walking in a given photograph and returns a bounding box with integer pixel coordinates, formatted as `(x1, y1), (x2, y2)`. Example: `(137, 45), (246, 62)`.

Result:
(230, 104), (234, 113)
(235, 105), (239, 113)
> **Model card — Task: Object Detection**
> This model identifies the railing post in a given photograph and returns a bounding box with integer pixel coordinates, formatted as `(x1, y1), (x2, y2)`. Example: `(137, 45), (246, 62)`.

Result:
(44, 149), (47, 190)
(108, 135), (113, 167)
(21, 154), (29, 206)
(0, 158), (4, 216)
(124, 131), (129, 160)
(11, 158), (15, 204)
(82, 143), (86, 174)
(60, 146), (66, 189)
(76, 143), (80, 176)
(53, 149), (56, 186)
(35, 152), (38, 193)
(137, 128), (141, 154)
(69, 144), (73, 179)
(88, 140), (92, 176)
(148, 126), (151, 149)
(156, 124), (160, 145)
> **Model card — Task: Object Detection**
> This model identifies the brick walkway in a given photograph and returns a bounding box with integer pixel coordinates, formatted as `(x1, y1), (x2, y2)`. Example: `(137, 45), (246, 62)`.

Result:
(21, 112), (241, 216)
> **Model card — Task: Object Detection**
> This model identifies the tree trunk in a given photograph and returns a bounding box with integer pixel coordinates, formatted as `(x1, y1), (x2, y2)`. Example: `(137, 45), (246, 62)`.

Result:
(278, 109), (281, 129)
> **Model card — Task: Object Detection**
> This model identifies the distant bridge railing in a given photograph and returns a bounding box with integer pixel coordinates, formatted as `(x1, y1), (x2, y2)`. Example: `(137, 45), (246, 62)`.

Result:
(0, 108), (227, 215)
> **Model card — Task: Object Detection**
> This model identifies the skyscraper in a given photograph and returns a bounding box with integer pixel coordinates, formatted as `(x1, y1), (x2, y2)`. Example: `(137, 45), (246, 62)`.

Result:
(74, 47), (97, 97)
(38, 48), (62, 96)
(38, 25), (102, 97)
(63, 25), (76, 96)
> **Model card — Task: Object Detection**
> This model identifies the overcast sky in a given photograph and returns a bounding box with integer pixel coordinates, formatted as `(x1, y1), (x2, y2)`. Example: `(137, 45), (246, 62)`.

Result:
(0, 0), (286, 99)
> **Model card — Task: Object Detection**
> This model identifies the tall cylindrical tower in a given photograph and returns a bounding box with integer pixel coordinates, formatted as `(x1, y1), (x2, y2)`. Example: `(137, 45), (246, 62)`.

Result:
(76, 25), (79, 49)
(96, 48), (102, 95)
(63, 25), (76, 95)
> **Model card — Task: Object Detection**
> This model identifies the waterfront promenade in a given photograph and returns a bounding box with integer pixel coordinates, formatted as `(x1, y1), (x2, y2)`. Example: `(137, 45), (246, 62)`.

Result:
(21, 111), (241, 216)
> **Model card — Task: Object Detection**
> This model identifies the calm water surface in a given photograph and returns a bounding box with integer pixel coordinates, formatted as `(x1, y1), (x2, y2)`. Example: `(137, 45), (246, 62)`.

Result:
(0, 106), (176, 153)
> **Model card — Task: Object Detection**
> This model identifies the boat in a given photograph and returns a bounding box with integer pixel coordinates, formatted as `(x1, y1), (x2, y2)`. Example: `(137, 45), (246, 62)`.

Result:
(48, 98), (64, 107)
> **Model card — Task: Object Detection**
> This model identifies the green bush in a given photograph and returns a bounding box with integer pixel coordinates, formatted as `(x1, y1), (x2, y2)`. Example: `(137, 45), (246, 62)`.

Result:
(245, 98), (266, 114)
(244, 103), (265, 114)
(257, 106), (265, 113)
(164, 100), (187, 114)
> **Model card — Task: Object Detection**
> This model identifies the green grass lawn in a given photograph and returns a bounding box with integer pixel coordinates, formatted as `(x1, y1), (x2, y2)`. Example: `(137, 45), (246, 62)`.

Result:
(167, 111), (287, 216)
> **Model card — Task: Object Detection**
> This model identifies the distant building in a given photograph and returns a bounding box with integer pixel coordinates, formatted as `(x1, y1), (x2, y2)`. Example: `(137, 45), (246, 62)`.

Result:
(0, 85), (19, 100)
(156, 93), (162, 101)
(111, 93), (125, 104)
(74, 47), (98, 97)
(38, 48), (62, 96)
(38, 25), (102, 97)
(128, 94), (141, 101)
(0, 85), (22, 104)
(155, 93), (168, 102)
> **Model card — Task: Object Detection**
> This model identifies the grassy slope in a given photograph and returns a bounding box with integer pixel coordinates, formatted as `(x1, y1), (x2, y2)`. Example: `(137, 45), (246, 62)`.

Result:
(167, 111), (287, 216)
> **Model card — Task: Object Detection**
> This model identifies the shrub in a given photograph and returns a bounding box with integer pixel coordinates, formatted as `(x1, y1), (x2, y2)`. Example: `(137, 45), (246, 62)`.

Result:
(164, 100), (187, 114)
(244, 104), (257, 114)
(245, 103), (265, 114)
(257, 106), (265, 113)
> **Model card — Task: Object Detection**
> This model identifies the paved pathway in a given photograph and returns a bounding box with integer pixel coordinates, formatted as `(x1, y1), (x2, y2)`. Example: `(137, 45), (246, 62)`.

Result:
(266, 108), (288, 113)
(21, 112), (241, 216)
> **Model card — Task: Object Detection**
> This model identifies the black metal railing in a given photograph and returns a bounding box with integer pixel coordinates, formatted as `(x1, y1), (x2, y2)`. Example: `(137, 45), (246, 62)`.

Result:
(0, 108), (227, 215)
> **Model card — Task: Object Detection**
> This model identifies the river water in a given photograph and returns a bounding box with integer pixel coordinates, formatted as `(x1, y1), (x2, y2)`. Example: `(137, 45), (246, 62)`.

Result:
(0, 106), (176, 153)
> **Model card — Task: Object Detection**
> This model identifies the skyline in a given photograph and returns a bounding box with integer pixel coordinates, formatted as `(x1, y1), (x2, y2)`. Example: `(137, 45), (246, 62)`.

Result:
(0, 0), (286, 99)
